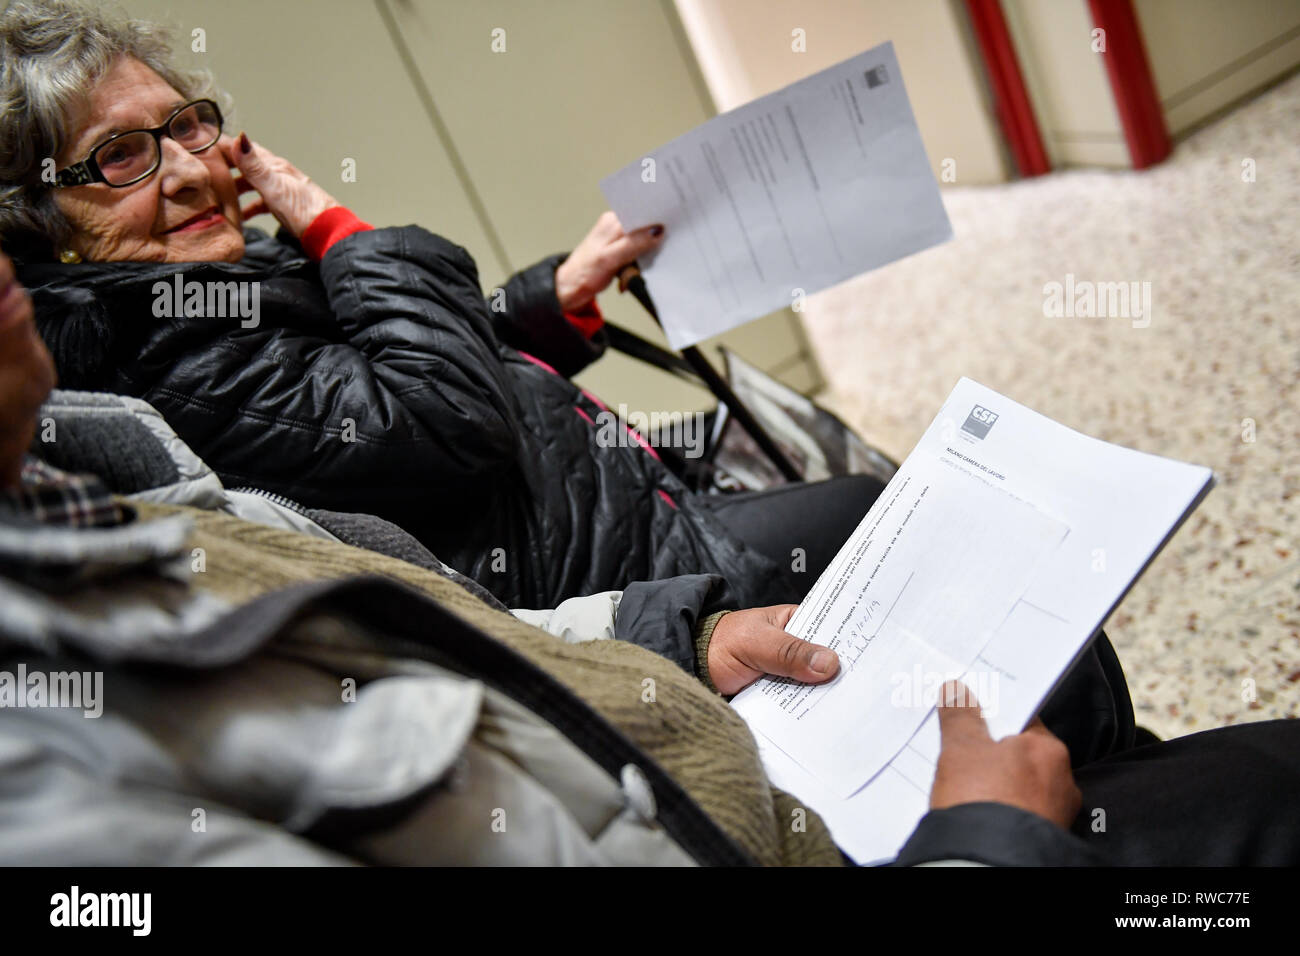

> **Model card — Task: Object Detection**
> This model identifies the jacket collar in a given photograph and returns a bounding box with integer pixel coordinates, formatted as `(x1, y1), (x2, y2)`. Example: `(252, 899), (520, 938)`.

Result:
(16, 226), (309, 296)
(19, 228), (309, 390)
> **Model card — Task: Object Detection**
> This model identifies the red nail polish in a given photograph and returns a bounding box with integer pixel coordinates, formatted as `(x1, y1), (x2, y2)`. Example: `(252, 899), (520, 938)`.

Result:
(239, 132), (251, 154)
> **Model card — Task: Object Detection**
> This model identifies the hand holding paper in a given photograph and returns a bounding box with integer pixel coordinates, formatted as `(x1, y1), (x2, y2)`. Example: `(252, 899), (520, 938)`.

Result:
(738, 378), (1213, 863)
(600, 41), (951, 349)
(732, 454), (1069, 797)
(706, 604), (840, 696)
(930, 683), (1082, 831)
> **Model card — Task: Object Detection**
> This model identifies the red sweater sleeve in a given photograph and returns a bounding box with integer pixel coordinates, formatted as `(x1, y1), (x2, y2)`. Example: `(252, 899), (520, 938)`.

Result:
(563, 298), (605, 339)
(300, 206), (374, 260)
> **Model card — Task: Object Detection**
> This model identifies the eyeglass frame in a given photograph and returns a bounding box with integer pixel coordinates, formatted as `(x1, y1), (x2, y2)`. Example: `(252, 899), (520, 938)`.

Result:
(52, 98), (225, 189)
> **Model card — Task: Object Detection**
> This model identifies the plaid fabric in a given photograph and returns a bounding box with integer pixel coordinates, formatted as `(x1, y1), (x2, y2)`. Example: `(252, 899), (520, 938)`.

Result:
(3, 456), (128, 528)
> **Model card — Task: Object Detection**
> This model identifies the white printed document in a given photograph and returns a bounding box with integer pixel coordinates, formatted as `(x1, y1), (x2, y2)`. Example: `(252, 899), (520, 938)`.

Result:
(735, 462), (1067, 797)
(600, 41), (951, 350)
(733, 378), (1214, 863)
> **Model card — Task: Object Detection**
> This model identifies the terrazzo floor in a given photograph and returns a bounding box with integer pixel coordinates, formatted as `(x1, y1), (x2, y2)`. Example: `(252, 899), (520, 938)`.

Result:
(800, 71), (1300, 740)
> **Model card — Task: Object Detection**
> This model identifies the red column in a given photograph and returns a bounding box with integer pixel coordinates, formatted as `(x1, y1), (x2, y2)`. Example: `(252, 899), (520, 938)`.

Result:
(963, 0), (1051, 178)
(1088, 0), (1172, 169)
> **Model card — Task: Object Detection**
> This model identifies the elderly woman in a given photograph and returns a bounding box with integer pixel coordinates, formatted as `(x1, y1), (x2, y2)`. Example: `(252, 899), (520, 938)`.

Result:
(0, 0), (894, 612)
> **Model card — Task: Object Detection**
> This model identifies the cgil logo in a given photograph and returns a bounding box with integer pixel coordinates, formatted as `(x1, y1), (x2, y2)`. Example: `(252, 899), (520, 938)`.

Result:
(0, 665), (102, 718)
(50, 886), (151, 936)
(152, 273), (260, 328)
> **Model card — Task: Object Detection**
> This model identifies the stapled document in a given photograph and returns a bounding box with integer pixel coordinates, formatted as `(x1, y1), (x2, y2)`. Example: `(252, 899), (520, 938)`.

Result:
(732, 378), (1214, 862)
(600, 41), (952, 349)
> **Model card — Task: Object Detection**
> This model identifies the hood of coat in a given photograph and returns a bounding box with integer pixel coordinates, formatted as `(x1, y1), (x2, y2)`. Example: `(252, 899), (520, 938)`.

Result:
(32, 388), (347, 547)
(17, 228), (310, 390)
(35, 388), (225, 506)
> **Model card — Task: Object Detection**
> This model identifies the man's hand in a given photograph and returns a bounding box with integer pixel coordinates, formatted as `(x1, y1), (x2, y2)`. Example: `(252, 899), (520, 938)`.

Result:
(553, 211), (664, 313)
(931, 680), (1081, 829)
(707, 605), (839, 695)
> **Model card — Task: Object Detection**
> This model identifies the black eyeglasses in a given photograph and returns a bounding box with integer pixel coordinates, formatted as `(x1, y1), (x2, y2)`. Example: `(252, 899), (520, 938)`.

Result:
(53, 99), (224, 188)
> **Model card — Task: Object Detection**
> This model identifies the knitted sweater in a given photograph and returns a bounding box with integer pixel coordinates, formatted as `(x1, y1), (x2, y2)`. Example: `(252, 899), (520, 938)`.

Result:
(131, 500), (846, 867)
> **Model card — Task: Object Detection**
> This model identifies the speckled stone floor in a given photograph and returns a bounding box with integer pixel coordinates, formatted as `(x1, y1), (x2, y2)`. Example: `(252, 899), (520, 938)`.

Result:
(801, 72), (1299, 740)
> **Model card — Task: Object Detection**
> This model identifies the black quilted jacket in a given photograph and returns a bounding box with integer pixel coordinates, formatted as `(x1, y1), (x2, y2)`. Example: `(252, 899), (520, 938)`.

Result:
(21, 224), (782, 608)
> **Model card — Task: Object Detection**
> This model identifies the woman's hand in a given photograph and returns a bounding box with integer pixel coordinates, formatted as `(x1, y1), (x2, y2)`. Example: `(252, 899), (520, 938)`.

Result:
(219, 133), (340, 238)
(554, 211), (665, 313)
(707, 604), (840, 695)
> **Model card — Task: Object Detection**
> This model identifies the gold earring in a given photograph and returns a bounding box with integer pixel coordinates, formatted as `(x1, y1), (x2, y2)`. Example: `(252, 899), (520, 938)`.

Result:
(59, 249), (82, 264)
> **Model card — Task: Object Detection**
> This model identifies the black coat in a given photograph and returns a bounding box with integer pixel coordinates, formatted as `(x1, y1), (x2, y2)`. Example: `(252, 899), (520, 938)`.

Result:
(22, 225), (782, 608)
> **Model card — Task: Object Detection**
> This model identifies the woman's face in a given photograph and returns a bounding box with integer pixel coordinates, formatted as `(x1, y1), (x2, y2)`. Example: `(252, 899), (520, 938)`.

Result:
(52, 56), (244, 264)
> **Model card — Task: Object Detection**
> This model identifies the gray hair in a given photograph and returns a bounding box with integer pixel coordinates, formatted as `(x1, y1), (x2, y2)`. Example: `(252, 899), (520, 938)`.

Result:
(0, 0), (230, 260)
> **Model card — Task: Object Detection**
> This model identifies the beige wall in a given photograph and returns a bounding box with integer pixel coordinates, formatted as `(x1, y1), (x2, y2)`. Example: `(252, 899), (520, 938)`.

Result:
(672, 0), (1300, 177)
(116, 0), (498, 267)
(1002, 0), (1128, 167)
(675, 0), (1011, 186)
(1135, 0), (1300, 136)
(1003, 0), (1300, 168)
(116, 0), (822, 413)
